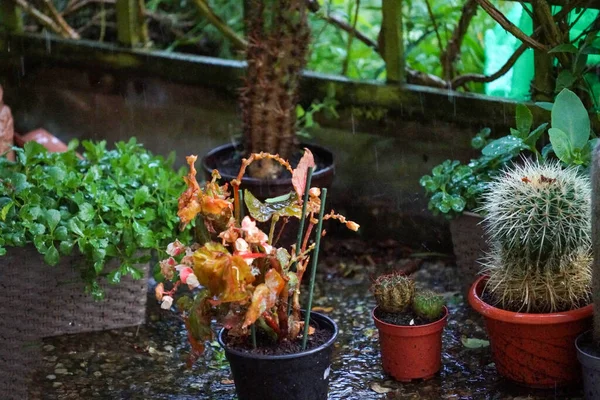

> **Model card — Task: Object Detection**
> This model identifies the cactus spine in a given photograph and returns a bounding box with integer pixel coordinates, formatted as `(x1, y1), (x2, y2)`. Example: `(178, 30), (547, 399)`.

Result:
(592, 145), (600, 344)
(480, 159), (592, 313)
(241, 0), (310, 179)
(371, 273), (415, 313)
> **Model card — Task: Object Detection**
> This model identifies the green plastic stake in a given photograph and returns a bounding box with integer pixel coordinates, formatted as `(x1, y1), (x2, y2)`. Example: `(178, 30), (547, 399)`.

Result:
(289, 166), (313, 316)
(238, 188), (256, 349)
(301, 188), (327, 351)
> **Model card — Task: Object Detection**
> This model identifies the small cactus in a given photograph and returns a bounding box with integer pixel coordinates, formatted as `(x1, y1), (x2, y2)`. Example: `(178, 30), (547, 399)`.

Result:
(479, 159), (592, 312)
(412, 290), (445, 321)
(371, 273), (415, 313)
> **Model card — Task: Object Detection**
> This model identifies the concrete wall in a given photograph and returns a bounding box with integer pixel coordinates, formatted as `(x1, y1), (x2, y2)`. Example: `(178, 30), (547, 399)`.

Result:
(1, 64), (488, 252)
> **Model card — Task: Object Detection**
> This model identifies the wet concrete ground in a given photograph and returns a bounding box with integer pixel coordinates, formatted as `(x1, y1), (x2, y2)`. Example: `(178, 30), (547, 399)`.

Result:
(29, 239), (584, 399)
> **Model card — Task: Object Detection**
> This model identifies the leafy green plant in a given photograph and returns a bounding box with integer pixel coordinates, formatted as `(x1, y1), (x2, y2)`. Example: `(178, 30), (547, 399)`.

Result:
(0, 138), (190, 298)
(419, 128), (517, 219)
(421, 88), (598, 219)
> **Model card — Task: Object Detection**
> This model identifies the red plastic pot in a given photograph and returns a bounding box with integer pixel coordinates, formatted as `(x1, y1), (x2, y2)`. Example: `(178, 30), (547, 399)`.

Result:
(469, 276), (593, 388)
(372, 306), (448, 382)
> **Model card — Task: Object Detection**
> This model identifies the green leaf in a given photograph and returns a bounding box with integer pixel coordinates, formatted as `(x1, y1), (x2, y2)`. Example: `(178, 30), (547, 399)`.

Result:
(108, 270), (122, 284)
(46, 166), (66, 183)
(581, 139), (600, 166)
(461, 336), (490, 349)
(1, 202), (13, 221)
(59, 240), (74, 255)
(244, 190), (301, 222)
(535, 102), (554, 111)
(515, 104), (533, 134)
(44, 245), (60, 266)
(555, 70), (576, 91)
(45, 209), (61, 232)
(548, 43), (578, 54)
(524, 123), (548, 147)
(548, 128), (574, 164)
(482, 136), (526, 157)
(54, 226), (69, 241)
(133, 186), (151, 207)
(552, 89), (590, 150)
(126, 265), (143, 280)
(68, 217), (85, 237)
(30, 223), (46, 236)
(78, 203), (95, 222)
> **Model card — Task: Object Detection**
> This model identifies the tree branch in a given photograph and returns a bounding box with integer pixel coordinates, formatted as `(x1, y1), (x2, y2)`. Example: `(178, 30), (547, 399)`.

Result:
(192, 0), (247, 50)
(41, 0), (80, 39)
(441, 0), (478, 81)
(8, 0), (72, 38)
(451, 43), (527, 89)
(475, 0), (547, 51)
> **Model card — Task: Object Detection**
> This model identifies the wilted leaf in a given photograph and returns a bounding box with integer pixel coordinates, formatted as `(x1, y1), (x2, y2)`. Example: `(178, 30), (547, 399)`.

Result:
(461, 336), (490, 349)
(192, 243), (254, 302)
(243, 269), (285, 328)
(370, 383), (392, 394)
(291, 148), (315, 199)
(244, 190), (301, 222)
(311, 306), (334, 313)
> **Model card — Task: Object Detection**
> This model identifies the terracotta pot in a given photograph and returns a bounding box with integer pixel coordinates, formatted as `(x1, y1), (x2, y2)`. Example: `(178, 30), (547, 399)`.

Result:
(217, 311), (338, 400)
(448, 212), (489, 296)
(372, 306), (448, 382)
(201, 142), (335, 199)
(469, 276), (593, 388)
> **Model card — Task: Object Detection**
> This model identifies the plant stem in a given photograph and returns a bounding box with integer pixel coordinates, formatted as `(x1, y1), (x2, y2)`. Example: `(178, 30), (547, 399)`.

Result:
(302, 188), (327, 351)
(292, 167), (313, 272)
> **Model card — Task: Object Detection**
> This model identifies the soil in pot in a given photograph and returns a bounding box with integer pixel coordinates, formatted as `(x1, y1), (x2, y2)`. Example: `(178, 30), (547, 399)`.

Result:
(222, 322), (332, 356)
(374, 308), (439, 326)
(576, 330), (600, 400)
(217, 311), (338, 400)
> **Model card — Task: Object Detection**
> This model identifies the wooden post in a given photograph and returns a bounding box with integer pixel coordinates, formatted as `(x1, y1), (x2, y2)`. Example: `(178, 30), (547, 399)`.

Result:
(381, 0), (404, 83)
(116, 0), (149, 47)
(0, 2), (24, 33)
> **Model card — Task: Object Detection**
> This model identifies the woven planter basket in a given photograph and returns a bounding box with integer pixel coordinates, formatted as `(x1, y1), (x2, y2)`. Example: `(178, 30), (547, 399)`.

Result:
(0, 245), (149, 399)
(448, 212), (489, 295)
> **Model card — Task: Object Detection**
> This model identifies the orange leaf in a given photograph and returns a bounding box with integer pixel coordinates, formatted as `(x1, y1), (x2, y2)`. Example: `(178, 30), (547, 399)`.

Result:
(219, 256), (255, 303)
(291, 148), (315, 199)
(192, 243), (255, 303)
(177, 155), (202, 228)
(243, 269), (285, 328)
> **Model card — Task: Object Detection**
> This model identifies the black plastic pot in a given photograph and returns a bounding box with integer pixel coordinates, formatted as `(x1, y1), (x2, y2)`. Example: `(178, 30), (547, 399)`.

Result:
(201, 142), (335, 199)
(576, 330), (600, 399)
(217, 311), (338, 400)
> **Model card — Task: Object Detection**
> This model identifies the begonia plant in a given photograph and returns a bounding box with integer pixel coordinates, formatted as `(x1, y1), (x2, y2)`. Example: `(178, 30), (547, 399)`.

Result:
(156, 149), (358, 362)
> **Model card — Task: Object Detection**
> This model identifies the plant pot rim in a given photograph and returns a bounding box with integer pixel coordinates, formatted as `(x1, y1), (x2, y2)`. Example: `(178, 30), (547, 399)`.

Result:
(371, 305), (449, 331)
(576, 330), (600, 356)
(217, 311), (338, 361)
(461, 211), (484, 219)
(201, 142), (335, 185)
(468, 276), (593, 324)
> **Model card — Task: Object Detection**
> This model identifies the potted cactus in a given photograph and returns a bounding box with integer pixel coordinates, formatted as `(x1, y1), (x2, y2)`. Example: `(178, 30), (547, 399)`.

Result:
(202, 0), (335, 198)
(576, 144), (600, 398)
(469, 159), (593, 387)
(370, 273), (448, 382)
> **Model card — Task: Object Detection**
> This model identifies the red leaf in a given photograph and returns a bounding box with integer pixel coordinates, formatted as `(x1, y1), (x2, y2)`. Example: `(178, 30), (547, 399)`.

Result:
(291, 148), (316, 199)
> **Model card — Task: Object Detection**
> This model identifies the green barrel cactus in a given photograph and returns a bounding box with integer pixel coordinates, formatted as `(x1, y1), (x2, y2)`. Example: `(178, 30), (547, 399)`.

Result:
(371, 273), (415, 313)
(479, 159), (592, 312)
(412, 290), (445, 321)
